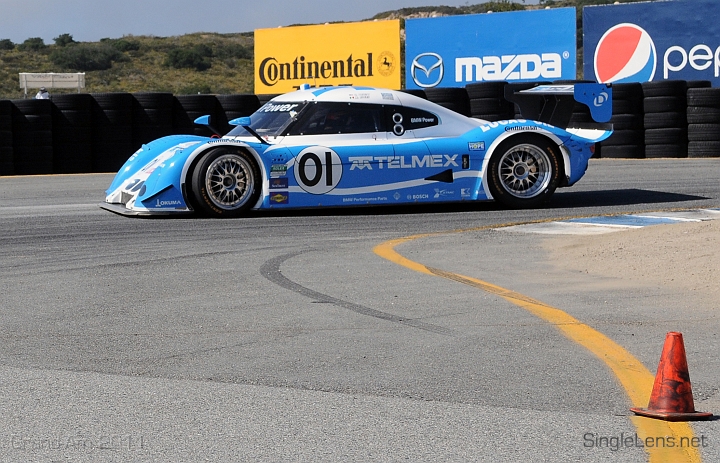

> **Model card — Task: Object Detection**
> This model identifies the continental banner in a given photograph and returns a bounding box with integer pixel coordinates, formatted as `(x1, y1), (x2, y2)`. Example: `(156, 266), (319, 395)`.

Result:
(254, 20), (401, 94)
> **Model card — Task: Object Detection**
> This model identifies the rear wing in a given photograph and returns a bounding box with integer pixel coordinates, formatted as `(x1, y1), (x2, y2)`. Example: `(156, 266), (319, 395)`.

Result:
(504, 83), (612, 130)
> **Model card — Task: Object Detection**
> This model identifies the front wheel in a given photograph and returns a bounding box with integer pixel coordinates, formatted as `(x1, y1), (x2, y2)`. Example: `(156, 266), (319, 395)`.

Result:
(486, 135), (561, 208)
(191, 148), (261, 218)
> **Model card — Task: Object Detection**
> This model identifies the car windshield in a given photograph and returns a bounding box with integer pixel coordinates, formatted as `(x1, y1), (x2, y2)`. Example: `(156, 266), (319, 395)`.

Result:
(226, 101), (308, 137)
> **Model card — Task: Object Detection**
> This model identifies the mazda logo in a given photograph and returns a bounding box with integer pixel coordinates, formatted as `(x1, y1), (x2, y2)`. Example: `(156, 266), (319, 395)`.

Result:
(411, 53), (444, 88)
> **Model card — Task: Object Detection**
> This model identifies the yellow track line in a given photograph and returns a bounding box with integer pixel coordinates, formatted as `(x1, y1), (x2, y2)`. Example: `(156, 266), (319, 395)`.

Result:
(374, 233), (701, 463)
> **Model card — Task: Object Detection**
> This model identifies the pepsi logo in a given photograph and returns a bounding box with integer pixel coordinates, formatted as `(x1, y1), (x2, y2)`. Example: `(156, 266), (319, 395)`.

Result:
(594, 23), (656, 83)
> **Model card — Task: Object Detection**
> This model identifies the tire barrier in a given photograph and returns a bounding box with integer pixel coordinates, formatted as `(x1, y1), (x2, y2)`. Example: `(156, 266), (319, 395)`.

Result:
(173, 94), (224, 137)
(133, 92), (175, 148)
(11, 99), (54, 175)
(424, 87), (471, 117)
(687, 86), (720, 158)
(0, 100), (13, 175)
(90, 92), (135, 173)
(216, 94), (261, 132)
(51, 93), (94, 173)
(465, 81), (514, 121)
(642, 80), (688, 158)
(0, 81), (718, 176)
(600, 82), (644, 159)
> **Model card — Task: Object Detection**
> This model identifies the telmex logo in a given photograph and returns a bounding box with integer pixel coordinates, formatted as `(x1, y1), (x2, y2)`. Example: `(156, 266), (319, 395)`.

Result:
(411, 53), (444, 88)
(595, 23), (720, 82)
(594, 23), (656, 83)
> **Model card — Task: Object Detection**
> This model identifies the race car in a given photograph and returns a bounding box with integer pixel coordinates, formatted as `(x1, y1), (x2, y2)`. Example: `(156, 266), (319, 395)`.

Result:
(102, 83), (612, 217)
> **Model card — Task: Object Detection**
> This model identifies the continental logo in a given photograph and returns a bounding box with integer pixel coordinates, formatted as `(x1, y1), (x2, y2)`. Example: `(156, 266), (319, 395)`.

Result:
(259, 53), (375, 87)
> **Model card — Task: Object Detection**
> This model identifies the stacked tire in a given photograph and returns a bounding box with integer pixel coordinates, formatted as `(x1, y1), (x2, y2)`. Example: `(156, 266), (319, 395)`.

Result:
(173, 94), (223, 137)
(465, 81), (514, 121)
(216, 94), (261, 133)
(132, 92), (174, 147)
(600, 82), (644, 158)
(11, 99), (54, 175)
(642, 80), (688, 158)
(51, 94), (94, 173)
(686, 85), (720, 158)
(0, 100), (13, 175)
(423, 87), (471, 117)
(91, 92), (135, 172)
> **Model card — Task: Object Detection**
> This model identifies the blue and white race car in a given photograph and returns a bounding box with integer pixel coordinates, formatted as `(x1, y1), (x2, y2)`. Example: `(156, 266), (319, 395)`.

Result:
(102, 83), (612, 217)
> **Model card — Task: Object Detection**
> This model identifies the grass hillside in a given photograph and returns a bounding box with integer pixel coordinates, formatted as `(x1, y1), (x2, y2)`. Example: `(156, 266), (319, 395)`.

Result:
(0, 0), (646, 99)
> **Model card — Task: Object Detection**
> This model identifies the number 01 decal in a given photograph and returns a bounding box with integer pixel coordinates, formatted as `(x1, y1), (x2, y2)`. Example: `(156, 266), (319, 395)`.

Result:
(294, 147), (342, 194)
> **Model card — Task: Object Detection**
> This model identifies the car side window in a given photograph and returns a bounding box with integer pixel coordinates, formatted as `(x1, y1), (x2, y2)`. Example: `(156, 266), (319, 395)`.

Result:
(385, 106), (440, 136)
(288, 102), (386, 135)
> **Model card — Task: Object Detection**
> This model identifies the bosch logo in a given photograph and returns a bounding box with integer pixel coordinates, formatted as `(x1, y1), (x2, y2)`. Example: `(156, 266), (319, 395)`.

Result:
(594, 23), (656, 83)
(411, 53), (444, 88)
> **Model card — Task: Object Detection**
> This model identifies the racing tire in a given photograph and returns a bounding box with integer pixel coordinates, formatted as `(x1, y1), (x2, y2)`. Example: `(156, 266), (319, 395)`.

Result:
(688, 141), (720, 158)
(598, 145), (644, 159)
(687, 106), (720, 124)
(644, 144), (688, 159)
(486, 134), (561, 209)
(641, 80), (687, 98)
(191, 148), (261, 218)
(643, 96), (685, 113)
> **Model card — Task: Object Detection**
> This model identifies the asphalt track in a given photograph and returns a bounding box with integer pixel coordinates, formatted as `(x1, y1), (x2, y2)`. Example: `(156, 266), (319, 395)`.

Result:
(0, 158), (719, 462)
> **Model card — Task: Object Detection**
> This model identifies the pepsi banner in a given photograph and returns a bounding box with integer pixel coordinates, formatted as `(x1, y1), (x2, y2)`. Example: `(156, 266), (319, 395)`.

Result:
(405, 8), (576, 89)
(584, 0), (720, 84)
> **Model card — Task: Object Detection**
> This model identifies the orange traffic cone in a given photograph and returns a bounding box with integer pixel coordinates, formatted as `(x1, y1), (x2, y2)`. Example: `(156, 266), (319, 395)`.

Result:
(630, 332), (713, 421)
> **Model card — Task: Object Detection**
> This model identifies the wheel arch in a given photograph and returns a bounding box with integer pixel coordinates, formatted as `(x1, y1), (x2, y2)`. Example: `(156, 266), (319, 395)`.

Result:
(180, 142), (266, 211)
(480, 130), (568, 201)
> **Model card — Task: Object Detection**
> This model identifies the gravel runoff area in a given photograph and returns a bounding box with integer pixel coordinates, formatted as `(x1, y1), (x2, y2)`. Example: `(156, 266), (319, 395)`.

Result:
(545, 219), (719, 311)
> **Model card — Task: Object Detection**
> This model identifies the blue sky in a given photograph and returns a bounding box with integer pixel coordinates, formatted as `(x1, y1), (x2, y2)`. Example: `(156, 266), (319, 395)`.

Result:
(1, 0), (539, 44)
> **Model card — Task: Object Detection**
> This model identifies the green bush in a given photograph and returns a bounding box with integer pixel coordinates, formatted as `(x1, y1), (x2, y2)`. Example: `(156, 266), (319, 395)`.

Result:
(110, 39), (141, 52)
(0, 39), (14, 50)
(18, 37), (47, 51)
(54, 33), (76, 47)
(50, 43), (124, 71)
(165, 46), (212, 71)
(214, 43), (251, 60)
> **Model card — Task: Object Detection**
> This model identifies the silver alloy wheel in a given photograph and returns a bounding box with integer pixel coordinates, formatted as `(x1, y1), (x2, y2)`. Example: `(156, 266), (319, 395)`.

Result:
(204, 154), (255, 210)
(497, 143), (552, 199)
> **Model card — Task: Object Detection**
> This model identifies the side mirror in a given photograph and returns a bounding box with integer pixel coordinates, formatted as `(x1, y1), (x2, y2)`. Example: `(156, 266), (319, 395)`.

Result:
(194, 115), (212, 126)
(229, 117), (252, 127)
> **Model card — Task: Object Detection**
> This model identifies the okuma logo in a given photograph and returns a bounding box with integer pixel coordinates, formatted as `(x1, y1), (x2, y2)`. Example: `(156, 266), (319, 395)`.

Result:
(411, 53), (444, 88)
(594, 23), (656, 83)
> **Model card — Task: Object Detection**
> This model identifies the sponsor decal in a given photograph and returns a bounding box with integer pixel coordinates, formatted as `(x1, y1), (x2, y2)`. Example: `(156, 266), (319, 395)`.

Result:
(393, 192), (401, 200)
(461, 188), (472, 197)
(381, 93), (394, 100)
(348, 93), (371, 100)
(411, 117), (435, 124)
(407, 194), (429, 200)
(270, 192), (289, 204)
(468, 142), (485, 151)
(270, 164), (287, 177)
(269, 177), (288, 189)
(259, 54), (374, 88)
(342, 196), (388, 203)
(479, 119), (552, 133)
(411, 52), (444, 88)
(377, 51), (397, 77)
(455, 53), (564, 83)
(257, 103), (301, 113)
(594, 23), (656, 83)
(433, 188), (455, 198)
(294, 147), (343, 194)
(462, 154), (470, 170)
(348, 154), (458, 170)
(155, 198), (183, 208)
(504, 125), (541, 132)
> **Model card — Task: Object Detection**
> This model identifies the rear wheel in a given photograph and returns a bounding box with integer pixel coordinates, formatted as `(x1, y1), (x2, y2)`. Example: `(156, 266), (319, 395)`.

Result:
(487, 135), (561, 208)
(191, 148), (260, 217)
